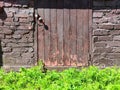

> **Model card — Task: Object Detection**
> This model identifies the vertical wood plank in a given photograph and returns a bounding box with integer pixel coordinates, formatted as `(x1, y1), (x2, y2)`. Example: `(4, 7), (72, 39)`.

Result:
(57, 0), (64, 66)
(63, 0), (70, 66)
(50, 0), (58, 66)
(69, 0), (77, 66)
(37, 0), (90, 67)
(76, 0), (84, 66)
(88, 0), (93, 65)
(83, 0), (89, 66)
(37, 0), (45, 61)
(44, 0), (51, 66)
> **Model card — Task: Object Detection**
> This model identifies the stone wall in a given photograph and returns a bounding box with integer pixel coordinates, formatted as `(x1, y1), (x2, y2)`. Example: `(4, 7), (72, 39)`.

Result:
(92, 0), (120, 67)
(0, 0), (35, 70)
(1, 0), (120, 70)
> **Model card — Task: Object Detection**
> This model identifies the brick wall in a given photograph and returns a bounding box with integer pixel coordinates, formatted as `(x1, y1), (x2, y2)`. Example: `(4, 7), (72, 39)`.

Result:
(92, 0), (120, 67)
(0, 0), (35, 70)
(0, 0), (120, 70)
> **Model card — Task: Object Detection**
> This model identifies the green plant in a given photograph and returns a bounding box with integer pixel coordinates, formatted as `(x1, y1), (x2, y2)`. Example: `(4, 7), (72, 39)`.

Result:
(0, 64), (120, 90)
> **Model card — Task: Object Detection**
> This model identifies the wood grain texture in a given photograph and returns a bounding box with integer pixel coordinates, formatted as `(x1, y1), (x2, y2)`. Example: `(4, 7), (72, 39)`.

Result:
(57, 0), (64, 66)
(63, 0), (70, 66)
(76, 8), (84, 66)
(44, 0), (51, 66)
(37, 0), (91, 67)
(50, 0), (58, 66)
(83, 0), (89, 66)
(69, 0), (77, 66)
(37, 0), (45, 61)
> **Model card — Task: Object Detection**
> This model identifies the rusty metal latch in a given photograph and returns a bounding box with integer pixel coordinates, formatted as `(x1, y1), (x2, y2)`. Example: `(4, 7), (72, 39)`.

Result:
(35, 14), (44, 25)
(35, 14), (48, 30)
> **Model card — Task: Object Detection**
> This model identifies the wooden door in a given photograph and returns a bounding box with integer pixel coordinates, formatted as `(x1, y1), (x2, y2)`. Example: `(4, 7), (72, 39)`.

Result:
(36, 0), (91, 67)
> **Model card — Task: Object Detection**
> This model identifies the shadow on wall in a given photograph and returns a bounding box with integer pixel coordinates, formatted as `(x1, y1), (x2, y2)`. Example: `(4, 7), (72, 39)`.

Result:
(0, 40), (3, 67)
(93, 0), (120, 10)
(0, 7), (7, 20)
(35, 0), (120, 9)
(3, 0), (91, 9)
(36, 0), (91, 9)
(1, 0), (120, 9)
(0, 7), (5, 67)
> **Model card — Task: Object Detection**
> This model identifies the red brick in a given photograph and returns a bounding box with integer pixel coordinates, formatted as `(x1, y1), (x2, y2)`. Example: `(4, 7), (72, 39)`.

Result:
(99, 59), (114, 67)
(93, 29), (110, 36)
(106, 53), (120, 59)
(15, 14), (29, 18)
(108, 41), (120, 47)
(2, 47), (12, 53)
(113, 35), (120, 41)
(112, 47), (120, 53)
(10, 25), (16, 30)
(14, 30), (30, 35)
(17, 25), (29, 30)
(29, 17), (34, 22)
(13, 48), (28, 53)
(99, 18), (109, 23)
(4, 22), (12, 26)
(116, 9), (120, 14)
(5, 18), (13, 22)
(2, 28), (13, 35)
(93, 18), (100, 24)
(93, 47), (113, 53)
(19, 18), (28, 23)
(110, 30), (120, 35)
(17, 25), (33, 30)
(93, 12), (103, 18)
(94, 42), (107, 47)
(7, 43), (33, 47)
(4, 2), (12, 7)
(114, 25), (120, 30)
(12, 34), (22, 39)
(0, 34), (4, 39)
(98, 36), (113, 41)
(7, 13), (13, 18)
(5, 35), (12, 39)
(99, 24), (114, 30)
(92, 53), (101, 60)
(1, 42), (6, 47)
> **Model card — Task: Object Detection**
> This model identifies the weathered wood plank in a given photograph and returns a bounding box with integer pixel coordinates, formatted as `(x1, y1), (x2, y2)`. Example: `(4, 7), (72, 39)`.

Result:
(57, 0), (64, 66)
(76, 6), (84, 66)
(83, 1), (89, 66)
(50, 0), (58, 66)
(37, 0), (45, 61)
(37, 0), (90, 67)
(63, 0), (70, 66)
(69, 0), (77, 66)
(76, 0), (85, 66)
(88, 0), (93, 66)
(44, 0), (51, 66)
